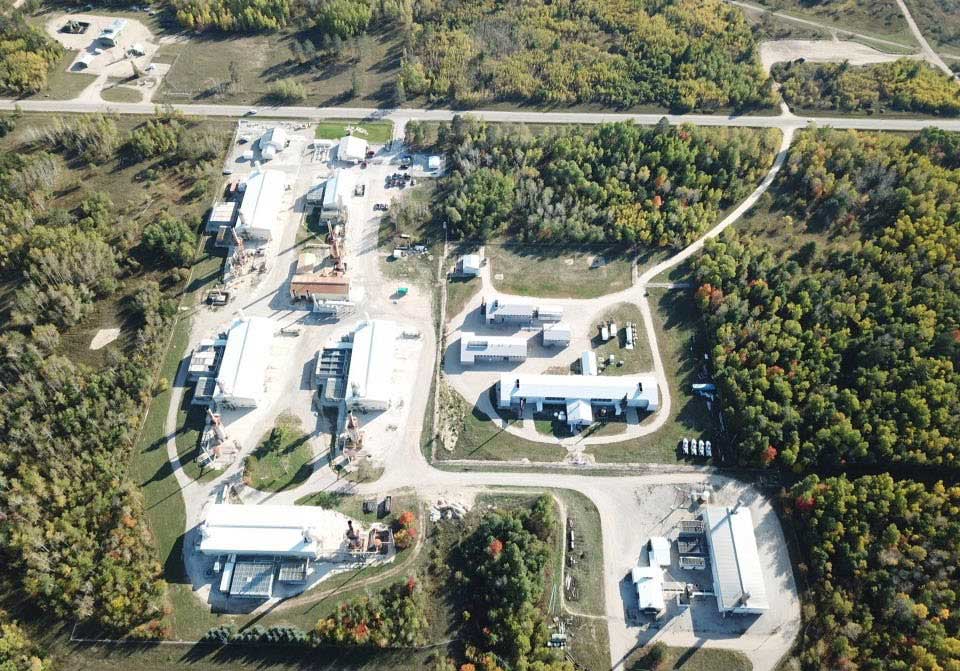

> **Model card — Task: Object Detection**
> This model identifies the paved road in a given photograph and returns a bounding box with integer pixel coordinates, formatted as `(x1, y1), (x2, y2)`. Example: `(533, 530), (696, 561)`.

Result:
(5, 97), (960, 132)
(894, 0), (958, 78)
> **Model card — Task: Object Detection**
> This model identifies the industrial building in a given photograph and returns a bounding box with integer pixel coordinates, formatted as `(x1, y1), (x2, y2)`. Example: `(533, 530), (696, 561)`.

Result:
(206, 201), (237, 233)
(199, 503), (393, 599)
(484, 298), (564, 325)
(98, 18), (126, 46)
(290, 274), (351, 302)
(344, 320), (397, 411)
(338, 135), (368, 163)
(258, 127), (288, 159)
(237, 170), (285, 241)
(541, 322), (572, 347)
(458, 254), (481, 276)
(187, 338), (223, 380)
(702, 505), (769, 615)
(459, 332), (528, 365)
(497, 373), (659, 429)
(317, 173), (345, 219)
(213, 316), (274, 408)
(631, 565), (665, 616)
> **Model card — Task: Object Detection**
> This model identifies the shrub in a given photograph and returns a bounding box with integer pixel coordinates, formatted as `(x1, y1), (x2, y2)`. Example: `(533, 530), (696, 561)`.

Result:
(267, 79), (306, 104)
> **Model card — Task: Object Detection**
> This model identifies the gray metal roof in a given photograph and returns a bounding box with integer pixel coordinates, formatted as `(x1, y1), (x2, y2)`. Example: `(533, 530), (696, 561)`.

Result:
(229, 560), (275, 598)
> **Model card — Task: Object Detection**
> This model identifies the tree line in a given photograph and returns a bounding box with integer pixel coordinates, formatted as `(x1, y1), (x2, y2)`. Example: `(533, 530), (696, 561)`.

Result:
(773, 58), (960, 116)
(0, 111), (224, 636)
(0, 10), (63, 95)
(428, 116), (780, 248)
(694, 127), (960, 471)
(398, 0), (774, 112)
(789, 474), (960, 671)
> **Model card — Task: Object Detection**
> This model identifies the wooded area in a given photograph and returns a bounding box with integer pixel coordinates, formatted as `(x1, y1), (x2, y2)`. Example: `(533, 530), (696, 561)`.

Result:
(0, 10), (63, 95)
(428, 116), (780, 247)
(0, 110), (227, 637)
(166, 0), (773, 111)
(773, 58), (960, 115)
(789, 474), (960, 671)
(695, 127), (960, 470)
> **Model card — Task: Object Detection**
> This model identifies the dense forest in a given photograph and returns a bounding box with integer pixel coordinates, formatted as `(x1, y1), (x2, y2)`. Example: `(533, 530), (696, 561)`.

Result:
(448, 495), (571, 671)
(168, 0), (773, 111)
(424, 116), (780, 247)
(0, 10), (63, 95)
(0, 111), (222, 636)
(694, 127), (960, 470)
(773, 58), (960, 115)
(789, 474), (960, 671)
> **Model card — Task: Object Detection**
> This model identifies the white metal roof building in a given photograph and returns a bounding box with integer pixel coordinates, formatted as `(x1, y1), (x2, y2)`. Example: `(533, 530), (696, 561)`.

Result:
(199, 503), (356, 560)
(580, 351), (598, 376)
(345, 319), (396, 411)
(566, 398), (593, 427)
(702, 505), (769, 615)
(237, 170), (285, 241)
(459, 254), (481, 276)
(485, 299), (536, 324)
(98, 18), (127, 46)
(259, 127), (288, 159)
(542, 322), (572, 347)
(338, 135), (368, 163)
(649, 537), (671, 568)
(320, 173), (344, 213)
(537, 305), (564, 323)
(214, 316), (274, 408)
(460, 332), (527, 365)
(631, 565), (665, 615)
(206, 201), (237, 233)
(497, 373), (660, 414)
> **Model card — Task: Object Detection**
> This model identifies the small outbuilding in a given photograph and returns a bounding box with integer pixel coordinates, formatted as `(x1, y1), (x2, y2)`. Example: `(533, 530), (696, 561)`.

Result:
(542, 322), (571, 348)
(649, 537), (672, 568)
(459, 332), (527, 365)
(206, 201), (237, 233)
(631, 565), (665, 616)
(580, 351), (598, 376)
(459, 254), (482, 277)
(565, 398), (593, 429)
(259, 127), (288, 160)
(98, 18), (127, 46)
(338, 135), (368, 163)
(427, 155), (441, 171)
(74, 52), (95, 70)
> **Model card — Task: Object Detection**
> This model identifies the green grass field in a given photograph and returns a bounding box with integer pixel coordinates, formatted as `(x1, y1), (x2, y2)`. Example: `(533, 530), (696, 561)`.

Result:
(440, 401), (568, 462)
(100, 85), (145, 103)
(485, 243), (634, 299)
(743, 0), (915, 47)
(244, 414), (316, 492)
(592, 302), (653, 375)
(625, 644), (752, 671)
(584, 289), (717, 464)
(24, 49), (97, 100)
(445, 275), (481, 319)
(315, 119), (394, 144)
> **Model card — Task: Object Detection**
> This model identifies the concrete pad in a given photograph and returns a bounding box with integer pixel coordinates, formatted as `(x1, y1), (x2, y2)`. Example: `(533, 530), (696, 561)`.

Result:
(89, 327), (120, 350)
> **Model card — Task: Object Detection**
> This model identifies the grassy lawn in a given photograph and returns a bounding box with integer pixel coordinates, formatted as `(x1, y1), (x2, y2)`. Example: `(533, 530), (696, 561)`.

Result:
(445, 275), (481, 320)
(748, 0), (915, 46)
(591, 302), (652, 374)
(586, 289), (718, 465)
(155, 28), (401, 107)
(244, 413), (315, 492)
(101, 85), (145, 103)
(378, 182), (440, 288)
(625, 644), (752, 671)
(485, 242), (633, 299)
(23, 49), (97, 100)
(315, 119), (394, 144)
(438, 389), (567, 462)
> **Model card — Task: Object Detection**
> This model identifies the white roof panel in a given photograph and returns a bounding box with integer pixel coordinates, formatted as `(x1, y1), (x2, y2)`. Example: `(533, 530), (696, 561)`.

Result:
(498, 373), (659, 410)
(339, 135), (368, 162)
(238, 170), (285, 239)
(345, 320), (396, 408)
(703, 506), (769, 613)
(460, 332), (527, 363)
(650, 536), (671, 567)
(214, 317), (273, 406)
(199, 503), (353, 559)
(631, 565), (665, 612)
(581, 351), (598, 376)
(566, 398), (593, 425)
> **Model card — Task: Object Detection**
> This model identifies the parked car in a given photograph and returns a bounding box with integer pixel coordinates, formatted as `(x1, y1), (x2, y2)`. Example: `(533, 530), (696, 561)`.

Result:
(705, 441), (712, 458)
(681, 437), (689, 455)
(698, 439), (706, 456)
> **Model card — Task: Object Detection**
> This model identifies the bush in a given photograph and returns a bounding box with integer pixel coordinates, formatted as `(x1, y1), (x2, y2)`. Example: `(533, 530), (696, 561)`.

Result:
(142, 213), (197, 266)
(266, 79), (306, 104)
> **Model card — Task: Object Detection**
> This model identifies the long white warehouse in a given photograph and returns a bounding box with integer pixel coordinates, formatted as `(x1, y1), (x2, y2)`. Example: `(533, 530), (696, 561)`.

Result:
(497, 373), (660, 414)
(199, 503), (357, 560)
(237, 169), (285, 241)
(702, 505), (769, 615)
(214, 316), (274, 408)
(345, 319), (396, 411)
(460, 332), (527, 365)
